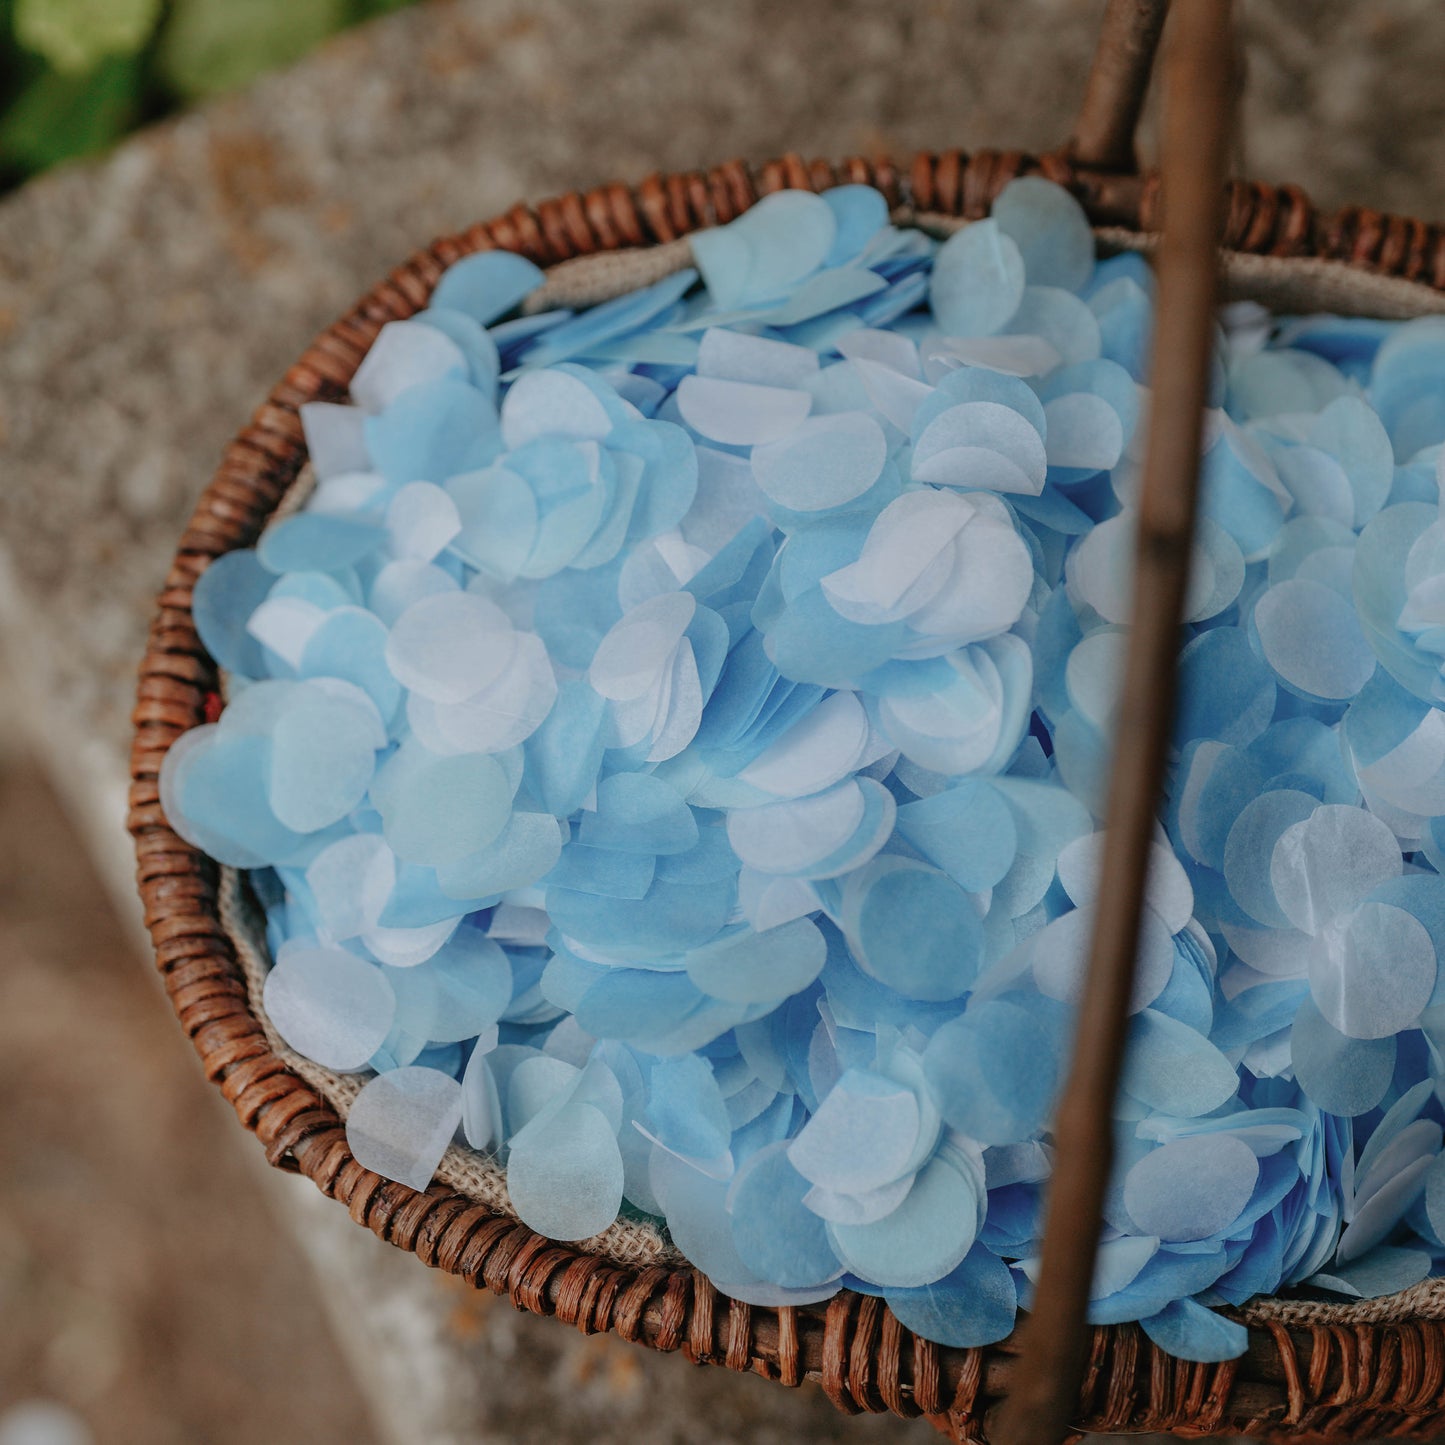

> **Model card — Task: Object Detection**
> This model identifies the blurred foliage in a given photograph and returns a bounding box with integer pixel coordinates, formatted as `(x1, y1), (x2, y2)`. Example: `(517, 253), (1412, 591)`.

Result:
(0, 0), (417, 189)
(15, 0), (161, 74)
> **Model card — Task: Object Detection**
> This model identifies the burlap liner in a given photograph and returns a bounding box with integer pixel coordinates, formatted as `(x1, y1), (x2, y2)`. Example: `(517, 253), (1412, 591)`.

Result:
(222, 218), (1445, 1315)
(523, 237), (696, 312)
(526, 211), (1445, 319)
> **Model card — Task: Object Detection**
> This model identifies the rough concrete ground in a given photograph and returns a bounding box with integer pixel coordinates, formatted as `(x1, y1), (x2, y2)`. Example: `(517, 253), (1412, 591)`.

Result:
(5, 0), (1445, 1439)
(0, 683), (380, 1445)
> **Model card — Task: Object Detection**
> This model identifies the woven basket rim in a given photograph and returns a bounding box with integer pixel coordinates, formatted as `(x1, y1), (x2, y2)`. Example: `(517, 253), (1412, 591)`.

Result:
(128, 148), (1445, 1442)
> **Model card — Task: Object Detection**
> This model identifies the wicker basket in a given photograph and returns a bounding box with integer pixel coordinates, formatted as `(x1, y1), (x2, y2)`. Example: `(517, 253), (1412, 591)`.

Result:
(127, 3), (1445, 1439)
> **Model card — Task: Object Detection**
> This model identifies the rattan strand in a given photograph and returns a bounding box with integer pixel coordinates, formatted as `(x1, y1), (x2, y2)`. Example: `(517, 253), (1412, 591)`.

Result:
(130, 149), (1445, 1441)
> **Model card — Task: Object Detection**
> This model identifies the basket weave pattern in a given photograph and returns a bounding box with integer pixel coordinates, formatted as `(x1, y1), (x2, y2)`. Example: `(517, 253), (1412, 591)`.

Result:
(128, 148), (1445, 1443)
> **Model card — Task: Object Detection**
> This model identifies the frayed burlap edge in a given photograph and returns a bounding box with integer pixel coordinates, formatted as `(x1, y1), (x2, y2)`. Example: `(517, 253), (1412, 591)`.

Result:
(223, 221), (1445, 1313)
(523, 237), (696, 312)
(1089, 223), (1445, 320)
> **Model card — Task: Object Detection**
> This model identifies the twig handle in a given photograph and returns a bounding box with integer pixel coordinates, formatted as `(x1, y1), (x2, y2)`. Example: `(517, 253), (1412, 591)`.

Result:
(993, 4), (1234, 1442)
(1070, 0), (1172, 172)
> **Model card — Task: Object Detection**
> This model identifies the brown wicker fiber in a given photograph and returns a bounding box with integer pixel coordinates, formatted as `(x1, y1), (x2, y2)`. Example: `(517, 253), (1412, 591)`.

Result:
(127, 9), (1445, 1442)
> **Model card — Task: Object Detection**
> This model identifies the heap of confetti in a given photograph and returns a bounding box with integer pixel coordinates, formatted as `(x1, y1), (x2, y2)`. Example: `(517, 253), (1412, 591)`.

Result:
(164, 178), (1445, 1361)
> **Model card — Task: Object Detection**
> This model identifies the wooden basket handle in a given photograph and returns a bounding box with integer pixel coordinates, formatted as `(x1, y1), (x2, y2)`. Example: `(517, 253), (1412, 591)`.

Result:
(995, 3), (1235, 1442)
(1069, 0), (1172, 171)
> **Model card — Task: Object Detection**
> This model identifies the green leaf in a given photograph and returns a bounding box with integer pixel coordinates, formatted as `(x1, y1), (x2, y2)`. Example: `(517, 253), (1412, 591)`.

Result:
(0, 50), (140, 169)
(157, 0), (349, 99)
(349, 0), (414, 16)
(14, 0), (161, 75)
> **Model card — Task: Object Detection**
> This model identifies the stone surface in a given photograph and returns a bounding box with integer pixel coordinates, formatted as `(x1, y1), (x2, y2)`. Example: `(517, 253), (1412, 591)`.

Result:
(0, 701), (379, 1445)
(3, 0), (1442, 1440)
